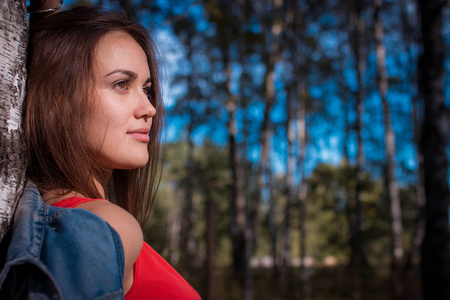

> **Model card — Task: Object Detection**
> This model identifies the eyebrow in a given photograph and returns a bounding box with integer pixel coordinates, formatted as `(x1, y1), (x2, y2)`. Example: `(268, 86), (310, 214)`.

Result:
(104, 69), (152, 84)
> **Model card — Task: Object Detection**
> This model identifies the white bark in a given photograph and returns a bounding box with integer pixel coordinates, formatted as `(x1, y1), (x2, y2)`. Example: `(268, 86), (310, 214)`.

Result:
(0, 0), (28, 240)
(374, 0), (403, 296)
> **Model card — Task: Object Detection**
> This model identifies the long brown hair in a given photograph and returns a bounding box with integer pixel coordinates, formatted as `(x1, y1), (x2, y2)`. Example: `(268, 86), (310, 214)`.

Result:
(24, 7), (165, 226)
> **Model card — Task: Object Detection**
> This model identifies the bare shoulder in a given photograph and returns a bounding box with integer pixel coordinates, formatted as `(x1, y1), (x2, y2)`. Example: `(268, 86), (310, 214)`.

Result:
(76, 200), (143, 247)
(75, 200), (143, 293)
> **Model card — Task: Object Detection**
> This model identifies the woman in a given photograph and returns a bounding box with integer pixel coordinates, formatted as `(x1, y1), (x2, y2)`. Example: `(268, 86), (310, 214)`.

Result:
(0, 3), (201, 299)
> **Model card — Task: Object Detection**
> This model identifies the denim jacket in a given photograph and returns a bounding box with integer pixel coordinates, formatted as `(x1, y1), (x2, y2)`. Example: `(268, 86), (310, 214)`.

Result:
(0, 182), (125, 299)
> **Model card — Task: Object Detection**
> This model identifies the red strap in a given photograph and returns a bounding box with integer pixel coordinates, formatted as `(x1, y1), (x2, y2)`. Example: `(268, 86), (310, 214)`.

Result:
(51, 197), (107, 208)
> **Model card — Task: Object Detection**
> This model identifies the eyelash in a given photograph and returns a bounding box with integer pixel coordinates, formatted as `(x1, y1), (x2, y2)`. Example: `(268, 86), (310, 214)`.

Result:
(143, 85), (152, 96)
(113, 80), (152, 97)
(113, 80), (129, 91)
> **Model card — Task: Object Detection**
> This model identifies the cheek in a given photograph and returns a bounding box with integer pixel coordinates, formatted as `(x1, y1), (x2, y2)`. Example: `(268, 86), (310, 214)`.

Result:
(85, 124), (105, 152)
(85, 109), (111, 151)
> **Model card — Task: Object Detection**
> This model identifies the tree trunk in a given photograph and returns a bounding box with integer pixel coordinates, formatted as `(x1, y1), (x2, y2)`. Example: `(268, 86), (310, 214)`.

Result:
(403, 93), (426, 275)
(418, 0), (450, 299)
(0, 0), (28, 240)
(210, 0), (249, 296)
(374, 0), (404, 297)
(346, 2), (368, 298)
(205, 192), (216, 300)
(181, 120), (197, 275)
(254, 62), (274, 253)
(254, 0), (284, 253)
(268, 157), (279, 281)
(297, 84), (310, 300)
(167, 205), (181, 265)
(226, 58), (252, 300)
(179, 30), (199, 276)
(348, 0), (367, 271)
(225, 56), (247, 276)
(399, 0), (426, 279)
(280, 72), (293, 281)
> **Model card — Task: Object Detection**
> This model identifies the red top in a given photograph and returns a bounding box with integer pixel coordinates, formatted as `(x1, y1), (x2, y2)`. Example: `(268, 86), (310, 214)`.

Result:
(52, 197), (201, 300)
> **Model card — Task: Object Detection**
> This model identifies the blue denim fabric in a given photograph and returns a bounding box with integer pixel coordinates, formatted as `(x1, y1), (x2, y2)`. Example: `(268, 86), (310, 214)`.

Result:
(0, 182), (125, 299)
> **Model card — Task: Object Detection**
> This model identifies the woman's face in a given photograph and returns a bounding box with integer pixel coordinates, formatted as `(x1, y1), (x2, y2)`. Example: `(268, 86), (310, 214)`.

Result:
(87, 31), (156, 171)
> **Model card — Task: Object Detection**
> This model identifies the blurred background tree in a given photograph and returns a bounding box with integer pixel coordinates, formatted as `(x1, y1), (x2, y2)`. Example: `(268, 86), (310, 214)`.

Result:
(53, 0), (450, 299)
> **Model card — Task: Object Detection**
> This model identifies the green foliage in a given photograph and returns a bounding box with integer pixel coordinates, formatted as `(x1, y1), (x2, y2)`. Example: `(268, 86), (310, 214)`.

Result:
(147, 145), (419, 269)
(301, 162), (418, 266)
(144, 140), (233, 267)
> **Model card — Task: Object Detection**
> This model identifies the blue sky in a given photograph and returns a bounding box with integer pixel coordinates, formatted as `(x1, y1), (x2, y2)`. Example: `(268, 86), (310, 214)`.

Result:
(43, 0), (450, 185)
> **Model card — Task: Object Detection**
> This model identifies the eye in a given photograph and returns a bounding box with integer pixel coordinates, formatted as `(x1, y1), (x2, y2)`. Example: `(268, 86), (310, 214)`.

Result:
(143, 85), (152, 97)
(113, 80), (129, 91)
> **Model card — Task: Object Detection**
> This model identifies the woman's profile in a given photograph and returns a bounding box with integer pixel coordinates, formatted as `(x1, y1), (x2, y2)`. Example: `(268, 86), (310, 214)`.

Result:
(0, 2), (201, 299)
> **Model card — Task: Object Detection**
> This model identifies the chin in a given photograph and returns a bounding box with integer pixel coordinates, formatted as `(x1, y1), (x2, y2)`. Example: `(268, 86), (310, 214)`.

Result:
(117, 162), (148, 170)
(126, 158), (149, 169)
(110, 155), (149, 170)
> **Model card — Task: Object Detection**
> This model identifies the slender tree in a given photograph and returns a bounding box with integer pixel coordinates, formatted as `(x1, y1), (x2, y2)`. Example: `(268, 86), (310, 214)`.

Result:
(296, 87), (310, 300)
(236, 2), (254, 299)
(202, 1), (249, 296)
(288, 2), (311, 298)
(281, 76), (296, 282)
(251, 0), (289, 283)
(254, 0), (284, 256)
(373, 0), (404, 297)
(220, 6), (247, 278)
(167, 203), (182, 265)
(267, 152), (279, 280)
(348, 0), (367, 271)
(204, 190), (215, 300)
(0, 0), (28, 240)
(198, 146), (220, 300)
(166, 12), (216, 276)
(181, 117), (197, 275)
(399, 0), (426, 279)
(171, 26), (200, 276)
(418, 0), (450, 299)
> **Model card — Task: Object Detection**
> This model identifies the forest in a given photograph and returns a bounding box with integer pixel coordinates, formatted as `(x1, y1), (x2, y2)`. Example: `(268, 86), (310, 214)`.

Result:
(77, 0), (450, 299)
(1, 0), (449, 299)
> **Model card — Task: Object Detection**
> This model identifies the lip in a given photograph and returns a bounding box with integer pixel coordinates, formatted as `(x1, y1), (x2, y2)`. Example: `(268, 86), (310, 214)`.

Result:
(127, 127), (150, 142)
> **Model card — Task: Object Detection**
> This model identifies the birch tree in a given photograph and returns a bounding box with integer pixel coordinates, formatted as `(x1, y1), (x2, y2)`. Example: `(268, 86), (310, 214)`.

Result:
(373, 0), (403, 297)
(0, 0), (28, 240)
(254, 0), (284, 255)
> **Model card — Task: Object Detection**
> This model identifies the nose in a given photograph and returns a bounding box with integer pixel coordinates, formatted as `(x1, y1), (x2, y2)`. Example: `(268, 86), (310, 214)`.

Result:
(135, 91), (156, 120)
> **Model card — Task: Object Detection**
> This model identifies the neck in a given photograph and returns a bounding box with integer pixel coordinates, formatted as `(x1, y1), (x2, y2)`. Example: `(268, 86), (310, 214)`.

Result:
(93, 177), (107, 199)
(41, 177), (108, 205)
(42, 190), (87, 205)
